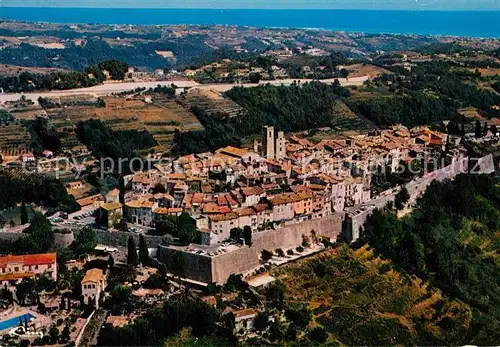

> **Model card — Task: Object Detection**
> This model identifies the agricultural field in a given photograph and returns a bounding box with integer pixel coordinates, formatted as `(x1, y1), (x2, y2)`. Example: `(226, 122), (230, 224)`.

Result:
(14, 95), (203, 152)
(271, 245), (473, 346)
(0, 123), (33, 161)
(346, 63), (393, 78)
(182, 88), (246, 118)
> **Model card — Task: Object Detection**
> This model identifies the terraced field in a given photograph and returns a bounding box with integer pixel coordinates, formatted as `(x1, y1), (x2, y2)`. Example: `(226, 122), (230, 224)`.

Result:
(0, 123), (33, 160)
(16, 96), (203, 152)
(183, 88), (245, 118)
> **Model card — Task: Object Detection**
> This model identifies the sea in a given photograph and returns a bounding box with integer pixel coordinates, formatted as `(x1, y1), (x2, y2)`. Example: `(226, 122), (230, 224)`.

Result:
(0, 7), (499, 38)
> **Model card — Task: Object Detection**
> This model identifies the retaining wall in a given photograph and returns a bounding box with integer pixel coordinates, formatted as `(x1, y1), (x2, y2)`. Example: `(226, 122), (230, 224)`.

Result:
(158, 213), (344, 284)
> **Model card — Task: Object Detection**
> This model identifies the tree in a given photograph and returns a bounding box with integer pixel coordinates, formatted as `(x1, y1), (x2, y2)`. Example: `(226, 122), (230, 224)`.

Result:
(475, 120), (482, 138)
(20, 202), (29, 225)
(60, 325), (71, 343)
(118, 175), (125, 204)
(230, 227), (243, 242)
(243, 225), (252, 246)
(285, 324), (298, 341)
(394, 186), (411, 210)
(261, 249), (273, 261)
(248, 72), (262, 84)
(107, 254), (115, 269)
(308, 326), (328, 343)
(222, 312), (235, 332)
(177, 213), (198, 245)
(127, 236), (138, 266)
(73, 227), (97, 256)
(48, 324), (59, 344)
(107, 285), (133, 314)
(275, 248), (285, 257)
(138, 234), (150, 265)
(483, 122), (489, 136)
(460, 123), (466, 136)
(490, 124), (498, 136)
(265, 280), (285, 309)
(285, 304), (312, 328)
(254, 311), (269, 331)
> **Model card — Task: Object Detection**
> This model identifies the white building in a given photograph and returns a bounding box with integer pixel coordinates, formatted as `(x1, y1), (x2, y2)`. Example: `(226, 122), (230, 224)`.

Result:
(81, 268), (106, 308)
(0, 253), (57, 287)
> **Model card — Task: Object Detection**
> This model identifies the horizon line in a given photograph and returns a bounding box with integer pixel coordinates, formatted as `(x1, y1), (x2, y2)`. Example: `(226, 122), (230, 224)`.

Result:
(1, 6), (499, 11)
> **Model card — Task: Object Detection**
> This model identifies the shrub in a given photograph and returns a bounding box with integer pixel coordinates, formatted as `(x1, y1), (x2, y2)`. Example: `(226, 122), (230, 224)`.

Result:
(275, 248), (285, 257)
(296, 246), (304, 253)
(308, 326), (328, 343)
(261, 249), (273, 261)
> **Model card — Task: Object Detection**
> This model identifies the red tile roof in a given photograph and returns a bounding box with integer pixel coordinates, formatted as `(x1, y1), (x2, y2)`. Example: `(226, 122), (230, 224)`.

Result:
(0, 253), (56, 268)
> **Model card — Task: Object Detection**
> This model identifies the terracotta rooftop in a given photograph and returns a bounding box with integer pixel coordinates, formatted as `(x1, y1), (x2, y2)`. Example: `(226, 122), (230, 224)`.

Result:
(153, 207), (182, 215)
(0, 253), (56, 268)
(241, 186), (264, 197)
(208, 212), (238, 222)
(101, 202), (122, 211)
(216, 146), (249, 158)
(76, 194), (104, 207)
(126, 200), (154, 209)
(82, 268), (104, 283)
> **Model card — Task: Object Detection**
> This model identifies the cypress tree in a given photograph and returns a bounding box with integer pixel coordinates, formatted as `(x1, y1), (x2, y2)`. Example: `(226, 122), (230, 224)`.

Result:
(475, 120), (482, 138)
(20, 202), (28, 225)
(127, 236), (138, 266)
(138, 234), (150, 265)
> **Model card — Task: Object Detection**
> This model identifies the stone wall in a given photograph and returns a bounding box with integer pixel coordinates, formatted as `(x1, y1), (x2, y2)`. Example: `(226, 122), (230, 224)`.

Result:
(344, 156), (470, 242)
(73, 229), (163, 249)
(158, 213), (344, 284)
(157, 246), (213, 283)
(0, 232), (25, 242)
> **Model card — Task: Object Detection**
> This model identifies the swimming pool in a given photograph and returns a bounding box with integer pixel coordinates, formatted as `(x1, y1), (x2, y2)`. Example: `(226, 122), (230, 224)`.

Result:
(0, 313), (34, 332)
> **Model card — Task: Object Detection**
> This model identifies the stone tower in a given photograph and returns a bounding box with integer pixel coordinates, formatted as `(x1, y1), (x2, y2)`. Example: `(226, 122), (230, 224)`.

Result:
(263, 126), (275, 159)
(276, 131), (286, 159)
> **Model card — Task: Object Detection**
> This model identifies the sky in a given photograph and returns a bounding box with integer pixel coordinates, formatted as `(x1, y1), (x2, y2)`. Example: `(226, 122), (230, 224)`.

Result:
(2, 0), (499, 10)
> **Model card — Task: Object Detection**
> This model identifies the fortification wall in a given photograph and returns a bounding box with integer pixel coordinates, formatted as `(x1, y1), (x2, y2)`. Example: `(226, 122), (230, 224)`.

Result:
(158, 213), (344, 284)
(75, 229), (163, 249)
(345, 156), (470, 242)
(157, 246), (213, 283)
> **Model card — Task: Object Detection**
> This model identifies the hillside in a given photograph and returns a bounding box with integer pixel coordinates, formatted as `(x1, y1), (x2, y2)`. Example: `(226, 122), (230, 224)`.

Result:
(269, 245), (475, 346)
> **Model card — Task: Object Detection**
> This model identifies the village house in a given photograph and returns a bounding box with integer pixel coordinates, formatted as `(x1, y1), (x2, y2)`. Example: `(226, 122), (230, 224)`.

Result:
(0, 253), (57, 287)
(76, 194), (105, 211)
(124, 199), (156, 226)
(97, 202), (123, 229)
(206, 212), (239, 244)
(81, 268), (106, 308)
(269, 194), (295, 222)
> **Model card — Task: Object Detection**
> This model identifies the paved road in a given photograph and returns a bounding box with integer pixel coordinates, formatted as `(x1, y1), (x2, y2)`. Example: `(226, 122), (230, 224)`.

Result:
(0, 76), (369, 104)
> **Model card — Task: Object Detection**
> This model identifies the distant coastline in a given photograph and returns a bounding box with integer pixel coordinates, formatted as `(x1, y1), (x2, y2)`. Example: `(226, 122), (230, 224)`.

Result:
(0, 8), (499, 38)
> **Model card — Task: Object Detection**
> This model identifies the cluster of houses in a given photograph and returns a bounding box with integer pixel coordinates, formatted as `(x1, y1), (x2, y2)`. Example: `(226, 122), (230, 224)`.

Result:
(0, 253), (105, 308)
(71, 125), (449, 246)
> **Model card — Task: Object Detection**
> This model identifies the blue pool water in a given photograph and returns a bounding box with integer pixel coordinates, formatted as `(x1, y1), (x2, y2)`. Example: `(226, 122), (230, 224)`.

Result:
(0, 8), (499, 38)
(0, 313), (34, 331)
